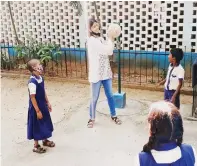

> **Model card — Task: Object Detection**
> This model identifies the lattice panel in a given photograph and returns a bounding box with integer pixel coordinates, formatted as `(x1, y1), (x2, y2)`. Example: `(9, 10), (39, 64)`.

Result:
(87, 1), (197, 52)
(191, 2), (197, 52)
(1, 1), (80, 47)
(1, 1), (197, 52)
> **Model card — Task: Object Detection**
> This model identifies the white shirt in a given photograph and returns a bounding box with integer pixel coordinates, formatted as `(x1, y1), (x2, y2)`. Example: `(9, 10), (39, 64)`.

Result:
(87, 36), (114, 83)
(164, 64), (185, 90)
(28, 76), (43, 95)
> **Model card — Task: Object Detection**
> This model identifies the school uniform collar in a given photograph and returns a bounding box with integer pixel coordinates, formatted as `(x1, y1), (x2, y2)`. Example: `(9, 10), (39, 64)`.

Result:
(30, 75), (43, 83)
(151, 142), (182, 164)
(170, 63), (180, 67)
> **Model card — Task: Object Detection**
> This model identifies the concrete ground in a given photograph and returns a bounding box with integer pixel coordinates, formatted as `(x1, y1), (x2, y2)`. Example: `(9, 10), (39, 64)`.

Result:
(1, 76), (197, 166)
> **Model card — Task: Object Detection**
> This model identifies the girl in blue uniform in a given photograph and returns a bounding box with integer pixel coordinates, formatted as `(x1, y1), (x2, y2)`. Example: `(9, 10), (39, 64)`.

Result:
(27, 59), (55, 153)
(136, 101), (196, 166)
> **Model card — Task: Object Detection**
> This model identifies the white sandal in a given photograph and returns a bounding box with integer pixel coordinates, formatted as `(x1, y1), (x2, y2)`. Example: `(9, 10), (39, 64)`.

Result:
(87, 119), (94, 128)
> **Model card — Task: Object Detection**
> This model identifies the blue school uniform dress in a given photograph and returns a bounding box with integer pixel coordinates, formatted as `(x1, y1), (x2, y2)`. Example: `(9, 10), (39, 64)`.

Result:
(27, 75), (53, 140)
(164, 64), (185, 109)
(136, 142), (196, 166)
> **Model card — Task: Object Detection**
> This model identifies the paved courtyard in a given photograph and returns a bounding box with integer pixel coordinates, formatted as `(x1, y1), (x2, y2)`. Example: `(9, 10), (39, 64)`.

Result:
(1, 76), (197, 166)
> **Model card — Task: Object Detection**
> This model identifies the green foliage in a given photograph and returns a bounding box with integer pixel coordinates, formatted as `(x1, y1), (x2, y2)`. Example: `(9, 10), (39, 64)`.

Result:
(1, 53), (16, 70)
(37, 43), (61, 65)
(14, 36), (42, 59)
(14, 36), (62, 67)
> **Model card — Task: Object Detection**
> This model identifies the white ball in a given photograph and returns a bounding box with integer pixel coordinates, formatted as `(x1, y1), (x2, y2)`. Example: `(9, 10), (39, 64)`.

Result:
(107, 23), (121, 38)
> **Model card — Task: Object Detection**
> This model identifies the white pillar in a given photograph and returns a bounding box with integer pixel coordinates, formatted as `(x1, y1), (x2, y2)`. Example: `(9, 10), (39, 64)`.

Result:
(79, 1), (89, 48)
(183, 1), (193, 51)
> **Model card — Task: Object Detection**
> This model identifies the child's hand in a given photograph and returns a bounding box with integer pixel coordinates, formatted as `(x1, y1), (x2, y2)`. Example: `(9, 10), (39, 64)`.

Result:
(156, 82), (161, 87)
(171, 96), (176, 104)
(47, 103), (52, 112)
(37, 111), (43, 120)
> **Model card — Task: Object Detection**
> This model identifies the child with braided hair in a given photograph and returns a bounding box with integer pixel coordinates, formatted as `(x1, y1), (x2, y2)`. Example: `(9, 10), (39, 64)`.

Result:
(170, 104), (184, 147)
(135, 101), (196, 166)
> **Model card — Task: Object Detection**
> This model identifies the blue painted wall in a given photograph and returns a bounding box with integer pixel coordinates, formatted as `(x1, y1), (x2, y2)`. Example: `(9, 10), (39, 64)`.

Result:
(1, 45), (197, 69)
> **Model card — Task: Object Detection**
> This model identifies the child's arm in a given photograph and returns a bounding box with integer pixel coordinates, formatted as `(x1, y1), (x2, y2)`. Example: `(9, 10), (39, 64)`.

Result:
(171, 79), (183, 104)
(45, 92), (52, 112)
(158, 65), (170, 86)
(30, 95), (43, 119)
(28, 82), (43, 119)
(45, 93), (49, 104)
(171, 68), (184, 104)
(158, 78), (166, 86)
(43, 78), (52, 112)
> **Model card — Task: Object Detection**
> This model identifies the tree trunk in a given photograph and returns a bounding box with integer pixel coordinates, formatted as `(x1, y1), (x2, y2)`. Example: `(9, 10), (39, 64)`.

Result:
(8, 1), (20, 45)
(93, 1), (103, 37)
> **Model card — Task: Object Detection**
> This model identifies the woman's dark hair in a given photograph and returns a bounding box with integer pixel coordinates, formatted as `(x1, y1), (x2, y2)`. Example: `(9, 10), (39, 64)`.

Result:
(170, 48), (184, 64)
(89, 16), (97, 30)
(143, 112), (173, 152)
(170, 107), (184, 146)
(88, 15), (100, 36)
(142, 101), (184, 152)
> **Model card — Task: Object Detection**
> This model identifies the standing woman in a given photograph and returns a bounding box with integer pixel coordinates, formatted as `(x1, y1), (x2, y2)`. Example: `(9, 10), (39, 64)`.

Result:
(87, 17), (121, 128)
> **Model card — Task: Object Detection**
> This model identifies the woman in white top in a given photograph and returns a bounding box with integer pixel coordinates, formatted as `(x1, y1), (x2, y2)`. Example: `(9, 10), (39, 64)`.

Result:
(87, 17), (121, 128)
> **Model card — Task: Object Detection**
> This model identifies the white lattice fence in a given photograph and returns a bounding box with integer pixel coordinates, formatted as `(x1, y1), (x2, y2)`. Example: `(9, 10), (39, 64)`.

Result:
(1, 1), (81, 47)
(1, 1), (197, 52)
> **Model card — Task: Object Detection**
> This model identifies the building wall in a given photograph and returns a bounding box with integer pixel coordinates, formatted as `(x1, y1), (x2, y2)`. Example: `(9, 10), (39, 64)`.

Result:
(0, 1), (82, 47)
(1, 1), (197, 52)
(87, 1), (197, 52)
